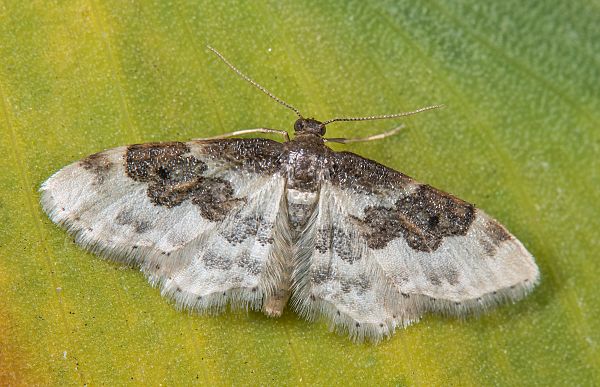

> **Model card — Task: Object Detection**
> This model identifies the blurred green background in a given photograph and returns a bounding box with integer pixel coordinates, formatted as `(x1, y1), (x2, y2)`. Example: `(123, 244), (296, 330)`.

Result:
(0, 1), (598, 385)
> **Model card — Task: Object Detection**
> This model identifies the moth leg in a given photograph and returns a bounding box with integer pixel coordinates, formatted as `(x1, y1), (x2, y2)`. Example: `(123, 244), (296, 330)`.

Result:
(193, 128), (290, 142)
(324, 124), (405, 144)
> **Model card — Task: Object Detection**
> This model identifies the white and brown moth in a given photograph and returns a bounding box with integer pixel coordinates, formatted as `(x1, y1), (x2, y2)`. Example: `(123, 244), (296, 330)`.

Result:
(40, 46), (539, 342)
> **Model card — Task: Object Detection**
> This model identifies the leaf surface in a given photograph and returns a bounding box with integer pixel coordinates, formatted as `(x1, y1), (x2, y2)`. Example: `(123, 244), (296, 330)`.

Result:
(0, 1), (598, 384)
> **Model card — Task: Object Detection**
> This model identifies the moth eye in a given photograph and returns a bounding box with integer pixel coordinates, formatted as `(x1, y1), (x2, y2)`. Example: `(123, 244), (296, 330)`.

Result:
(319, 126), (326, 136)
(294, 119), (304, 132)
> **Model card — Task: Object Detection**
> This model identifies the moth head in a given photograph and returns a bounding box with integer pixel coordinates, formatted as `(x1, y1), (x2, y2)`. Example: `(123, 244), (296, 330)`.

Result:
(293, 118), (326, 137)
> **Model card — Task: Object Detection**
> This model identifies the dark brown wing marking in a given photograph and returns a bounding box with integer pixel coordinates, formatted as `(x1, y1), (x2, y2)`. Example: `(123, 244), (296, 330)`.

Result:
(80, 151), (114, 184)
(358, 184), (475, 252)
(125, 140), (285, 222)
(200, 138), (284, 174)
(125, 142), (241, 221)
(480, 219), (513, 255)
(328, 151), (412, 193)
(329, 151), (475, 252)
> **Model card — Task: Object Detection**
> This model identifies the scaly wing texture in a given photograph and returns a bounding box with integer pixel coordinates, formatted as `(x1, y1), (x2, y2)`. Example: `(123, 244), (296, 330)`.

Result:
(293, 151), (539, 342)
(40, 138), (291, 312)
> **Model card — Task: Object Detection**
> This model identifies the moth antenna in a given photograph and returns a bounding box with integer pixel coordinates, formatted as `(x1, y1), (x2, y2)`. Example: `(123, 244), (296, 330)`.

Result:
(322, 104), (445, 126)
(207, 45), (303, 118)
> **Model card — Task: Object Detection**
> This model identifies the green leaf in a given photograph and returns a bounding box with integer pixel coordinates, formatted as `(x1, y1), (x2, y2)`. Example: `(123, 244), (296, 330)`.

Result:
(1, 1), (598, 384)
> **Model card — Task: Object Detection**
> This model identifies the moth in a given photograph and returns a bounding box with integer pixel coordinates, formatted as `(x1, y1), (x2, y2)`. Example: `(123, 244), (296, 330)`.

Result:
(40, 46), (539, 342)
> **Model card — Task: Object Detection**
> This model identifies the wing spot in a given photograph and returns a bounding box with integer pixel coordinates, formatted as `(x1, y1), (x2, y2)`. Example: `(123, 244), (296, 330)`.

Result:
(310, 295), (316, 301)
(340, 274), (372, 294)
(355, 322), (360, 328)
(157, 166), (169, 180)
(221, 215), (266, 246)
(315, 227), (361, 263)
(401, 293), (410, 298)
(428, 214), (439, 228)
(115, 209), (153, 234)
(428, 275), (441, 286)
(204, 251), (233, 270)
(80, 151), (113, 184)
(310, 265), (335, 285)
(237, 254), (262, 276)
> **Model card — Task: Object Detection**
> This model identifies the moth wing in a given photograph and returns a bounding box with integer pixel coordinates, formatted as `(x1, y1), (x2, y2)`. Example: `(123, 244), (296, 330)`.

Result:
(40, 138), (291, 312)
(293, 152), (539, 342)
